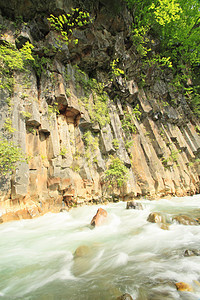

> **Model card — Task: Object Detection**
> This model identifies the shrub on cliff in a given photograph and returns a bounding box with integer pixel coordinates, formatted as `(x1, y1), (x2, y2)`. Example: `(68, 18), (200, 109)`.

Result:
(0, 138), (26, 175)
(105, 156), (129, 188)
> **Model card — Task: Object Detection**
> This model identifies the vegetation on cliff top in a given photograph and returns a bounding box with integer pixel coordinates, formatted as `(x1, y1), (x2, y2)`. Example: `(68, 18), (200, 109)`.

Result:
(125, 0), (200, 115)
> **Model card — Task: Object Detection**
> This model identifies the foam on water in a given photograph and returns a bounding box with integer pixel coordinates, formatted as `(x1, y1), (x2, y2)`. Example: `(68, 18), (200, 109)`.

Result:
(0, 196), (200, 299)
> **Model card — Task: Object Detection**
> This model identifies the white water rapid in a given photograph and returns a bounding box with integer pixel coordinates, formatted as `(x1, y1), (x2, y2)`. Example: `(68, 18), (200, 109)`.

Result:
(1, 195), (200, 300)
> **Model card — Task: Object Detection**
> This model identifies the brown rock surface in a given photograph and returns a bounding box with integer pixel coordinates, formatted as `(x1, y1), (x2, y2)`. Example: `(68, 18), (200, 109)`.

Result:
(175, 282), (193, 292)
(172, 215), (198, 226)
(74, 245), (91, 258)
(90, 208), (108, 227)
(147, 212), (163, 223)
(1, 212), (20, 223)
(16, 209), (32, 220)
(0, 1), (200, 212)
(117, 293), (133, 300)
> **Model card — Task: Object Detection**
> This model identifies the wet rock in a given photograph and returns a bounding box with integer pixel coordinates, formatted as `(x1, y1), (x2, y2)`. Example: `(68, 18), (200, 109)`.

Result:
(72, 245), (95, 276)
(159, 223), (169, 230)
(117, 293), (133, 300)
(147, 212), (163, 223)
(60, 208), (68, 212)
(16, 209), (32, 220)
(90, 208), (108, 227)
(27, 206), (41, 218)
(184, 249), (200, 257)
(175, 282), (193, 292)
(196, 218), (200, 224)
(1, 212), (20, 223)
(74, 245), (91, 258)
(126, 201), (143, 210)
(172, 215), (198, 226)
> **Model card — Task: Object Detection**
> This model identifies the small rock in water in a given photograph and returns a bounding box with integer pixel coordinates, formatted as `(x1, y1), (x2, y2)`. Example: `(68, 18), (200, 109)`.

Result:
(147, 212), (163, 223)
(126, 201), (143, 210)
(175, 282), (193, 292)
(90, 208), (108, 227)
(172, 215), (198, 225)
(117, 293), (133, 300)
(74, 245), (91, 258)
(60, 208), (68, 212)
(159, 223), (169, 230)
(184, 249), (200, 257)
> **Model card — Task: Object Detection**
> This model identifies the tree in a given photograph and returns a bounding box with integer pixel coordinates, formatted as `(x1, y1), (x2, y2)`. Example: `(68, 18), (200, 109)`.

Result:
(125, 0), (200, 115)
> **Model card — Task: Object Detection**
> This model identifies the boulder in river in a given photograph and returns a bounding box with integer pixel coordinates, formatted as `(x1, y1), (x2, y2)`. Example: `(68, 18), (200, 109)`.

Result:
(126, 201), (143, 210)
(184, 249), (200, 257)
(74, 245), (91, 258)
(175, 282), (193, 292)
(172, 215), (198, 225)
(117, 293), (133, 300)
(90, 208), (108, 227)
(147, 212), (163, 223)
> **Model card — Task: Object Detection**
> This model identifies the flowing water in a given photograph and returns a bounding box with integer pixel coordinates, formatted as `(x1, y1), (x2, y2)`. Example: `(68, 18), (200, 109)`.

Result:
(1, 195), (200, 300)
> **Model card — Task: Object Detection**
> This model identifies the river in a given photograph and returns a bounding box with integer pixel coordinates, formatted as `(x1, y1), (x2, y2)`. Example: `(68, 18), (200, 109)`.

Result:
(0, 195), (200, 299)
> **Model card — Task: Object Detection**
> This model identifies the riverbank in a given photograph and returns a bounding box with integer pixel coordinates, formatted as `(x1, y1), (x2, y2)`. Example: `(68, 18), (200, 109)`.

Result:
(0, 193), (178, 225)
(0, 195), (200, 299)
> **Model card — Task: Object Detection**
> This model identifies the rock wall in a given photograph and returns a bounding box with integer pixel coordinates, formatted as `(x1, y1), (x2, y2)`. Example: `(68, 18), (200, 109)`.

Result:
(0, 0), (200, 214)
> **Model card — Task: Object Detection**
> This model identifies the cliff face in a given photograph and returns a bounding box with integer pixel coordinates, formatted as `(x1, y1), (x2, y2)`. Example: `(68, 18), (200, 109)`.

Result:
(0, 0), (200, 213)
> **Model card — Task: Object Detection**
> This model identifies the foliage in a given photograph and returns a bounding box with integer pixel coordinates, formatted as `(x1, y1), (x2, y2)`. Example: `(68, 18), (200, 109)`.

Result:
(161, 148), (181, 167)
(0, 42), (34, 93)
(105, 156), (129, 188)
(83, 131), (99, 152)
(48, 102), (59, 118)
(122, 111), (136, 135)
(112, 138), (120, 150)
(60, 147), (68, 157)
(3, 118), (16, 133)
(74, 66), (110, 127)
(20, 111), (32, 119)
(32, 55), (52, 78)
(121, 105), (141, 135)
(83, 130), (99, 163)
(110, 58), (124, 78)
(27, 126), (36, 135)
(125, 140), (134, 151)
(125, 0), (200, 113)
(132, 104), (142, 120)
(47, 8), (92, 45)
(0, 137), (26, 175)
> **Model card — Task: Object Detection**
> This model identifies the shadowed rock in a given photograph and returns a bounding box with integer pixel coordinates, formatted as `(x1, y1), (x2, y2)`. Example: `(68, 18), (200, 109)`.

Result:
(147, 212), (163, 223)
(117, 293), (133, 300)
(90, 208), (108, 227)
(184, 249), (200, 257)
(126, 201), (143, 210)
